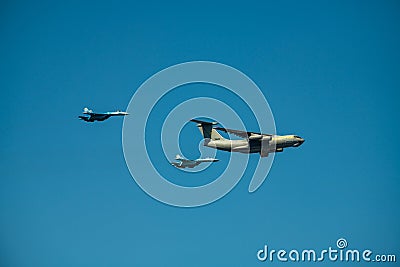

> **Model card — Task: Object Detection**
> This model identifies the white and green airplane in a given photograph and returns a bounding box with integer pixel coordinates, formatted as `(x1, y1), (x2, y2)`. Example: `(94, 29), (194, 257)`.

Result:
(191, 119), (304, 157)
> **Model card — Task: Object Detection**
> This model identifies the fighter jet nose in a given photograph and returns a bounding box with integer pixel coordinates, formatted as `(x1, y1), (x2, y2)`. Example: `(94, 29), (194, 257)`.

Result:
(297, 138), (305, 146)
(293, 136), (304, 147)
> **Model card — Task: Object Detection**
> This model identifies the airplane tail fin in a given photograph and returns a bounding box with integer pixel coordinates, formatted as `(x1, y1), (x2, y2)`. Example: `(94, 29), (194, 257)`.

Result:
(83, 107), (93, 114)
(190, 119), (225, 141)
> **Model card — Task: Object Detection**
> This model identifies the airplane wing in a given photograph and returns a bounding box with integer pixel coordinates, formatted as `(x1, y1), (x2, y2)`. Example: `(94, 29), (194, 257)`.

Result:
(214, 127), (251, 138)
(214, 127), (272, 139)
(96, 115), (111, 121)
(179, 158), (192, 163)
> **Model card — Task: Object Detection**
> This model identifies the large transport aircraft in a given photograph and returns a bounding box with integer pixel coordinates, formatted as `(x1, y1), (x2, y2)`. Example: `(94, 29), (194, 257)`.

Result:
(191, 119), (304, 157)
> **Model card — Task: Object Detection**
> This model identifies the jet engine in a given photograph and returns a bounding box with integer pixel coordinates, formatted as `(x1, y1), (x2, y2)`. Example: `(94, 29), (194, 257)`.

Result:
(248, 134), (263, 140)
(261, 136), (272, 141)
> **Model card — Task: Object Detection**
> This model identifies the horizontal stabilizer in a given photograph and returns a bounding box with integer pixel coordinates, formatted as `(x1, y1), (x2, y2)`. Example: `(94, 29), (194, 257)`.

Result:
(190, 119), (218, 125)
(191, 119), (225, 141)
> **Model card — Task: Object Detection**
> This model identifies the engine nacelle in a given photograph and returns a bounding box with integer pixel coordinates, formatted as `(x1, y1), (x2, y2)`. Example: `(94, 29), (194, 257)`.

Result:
(248, 134), (263, 140)
(261, 136), (272, 141)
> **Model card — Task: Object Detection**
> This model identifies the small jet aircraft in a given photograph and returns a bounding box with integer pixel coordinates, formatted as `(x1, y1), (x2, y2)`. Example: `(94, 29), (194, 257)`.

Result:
(191, 119), (304, 157)
(171, 154), (219, 168)
(78, 107), (129, 122)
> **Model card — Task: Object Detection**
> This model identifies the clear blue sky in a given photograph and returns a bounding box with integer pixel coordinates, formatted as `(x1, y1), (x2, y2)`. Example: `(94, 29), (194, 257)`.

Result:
(1, 1), (399, 266)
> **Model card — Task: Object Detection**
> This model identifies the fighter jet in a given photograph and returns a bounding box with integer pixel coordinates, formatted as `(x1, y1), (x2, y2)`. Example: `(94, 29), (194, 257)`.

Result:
(191, 119), (304, 157)
(78, 107), (129, 122)
(171, 154), (219, 168)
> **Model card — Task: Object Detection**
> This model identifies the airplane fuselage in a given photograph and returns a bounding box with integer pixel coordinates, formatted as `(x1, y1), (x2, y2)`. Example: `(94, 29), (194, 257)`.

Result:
(79, 109), (129, 122)
(204, 135), (304, 156)
(171, 157), (219, 168)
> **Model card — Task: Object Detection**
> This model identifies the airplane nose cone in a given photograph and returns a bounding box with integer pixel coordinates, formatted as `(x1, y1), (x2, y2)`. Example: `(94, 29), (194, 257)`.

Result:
(293, 137), (304, 147)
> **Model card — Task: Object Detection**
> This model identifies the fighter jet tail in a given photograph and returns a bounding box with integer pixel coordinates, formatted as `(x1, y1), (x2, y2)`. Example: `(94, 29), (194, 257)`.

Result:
(83, 107), (93, 114)
(190, 119), (225, 141)
(175, 154), (184, 160)
(78, 116), (88, 121)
